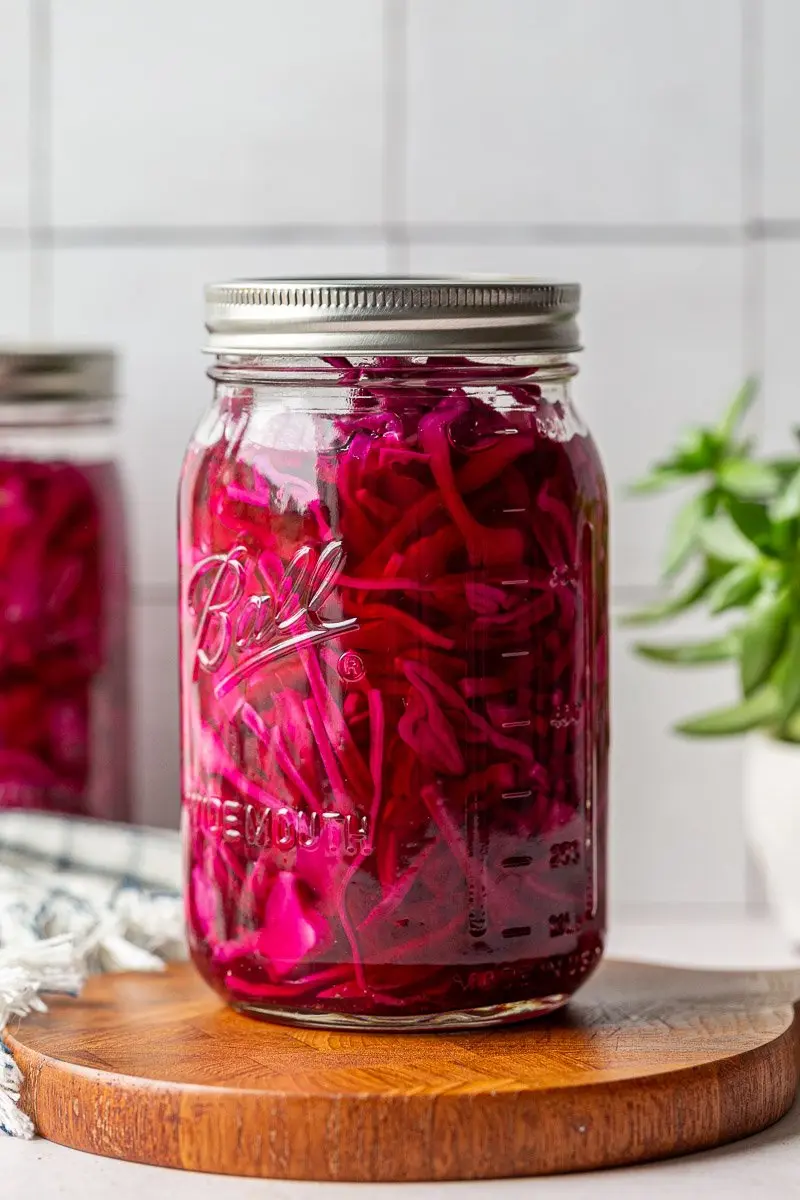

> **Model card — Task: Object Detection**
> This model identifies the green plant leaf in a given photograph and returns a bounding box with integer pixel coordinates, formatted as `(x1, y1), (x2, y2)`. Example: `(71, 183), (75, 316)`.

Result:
(674, 426), (720, 472)
(769, 466), (800, 523)
(705, 561), (762, 614)
(767, 457), (800, 478)
(628, 467), (687, 495)
(634, 634), (738, 666)
(663, 491), (711, 577)
(621, 569), (711, 626)
(717, 377), (758, 444)
(780, 710), (800, 743)
(675, 684), (779, 737)
(717, 458), (780, 499)
(777, 624), (800, 719)
(739, 588), (790, 695)
(699, 512), (760, 564)
(726, 498), (773, 549)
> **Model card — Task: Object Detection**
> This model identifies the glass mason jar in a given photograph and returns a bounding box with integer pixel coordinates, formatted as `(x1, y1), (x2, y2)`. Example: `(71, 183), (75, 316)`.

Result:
(0, 348), (130, 820)
(180, 279), (608, 1029)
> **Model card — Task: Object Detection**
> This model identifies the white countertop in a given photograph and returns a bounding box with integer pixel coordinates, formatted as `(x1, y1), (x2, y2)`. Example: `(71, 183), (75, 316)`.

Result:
(4, 914), (800, 1200)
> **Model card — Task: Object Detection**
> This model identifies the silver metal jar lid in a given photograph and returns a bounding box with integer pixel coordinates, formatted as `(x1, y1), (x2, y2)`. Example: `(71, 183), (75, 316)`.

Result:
(0, 347), (115, 402)
(204, 277), (581, 356)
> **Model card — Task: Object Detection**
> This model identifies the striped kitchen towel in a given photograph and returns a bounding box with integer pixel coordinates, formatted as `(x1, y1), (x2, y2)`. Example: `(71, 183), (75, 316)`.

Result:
(0, 812), (184, 1138)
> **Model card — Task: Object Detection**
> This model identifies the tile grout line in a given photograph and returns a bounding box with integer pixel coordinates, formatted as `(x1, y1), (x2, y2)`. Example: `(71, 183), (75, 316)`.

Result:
(24, 0), (35, 327)
(742, 0), (766, 400)
(3, 222), (800, 251)
(28, 0), (53, 337)
(741, 0), (768, 916)
(33, 222), (748, 249)
(741, 0), (765, 234)
(24, 0), (37, 332)
(382, 0), (409, 273)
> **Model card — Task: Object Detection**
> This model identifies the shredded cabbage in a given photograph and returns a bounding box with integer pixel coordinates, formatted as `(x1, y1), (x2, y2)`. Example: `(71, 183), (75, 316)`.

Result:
(180, 358), (608, 1021)
(0, 457), (129, 818)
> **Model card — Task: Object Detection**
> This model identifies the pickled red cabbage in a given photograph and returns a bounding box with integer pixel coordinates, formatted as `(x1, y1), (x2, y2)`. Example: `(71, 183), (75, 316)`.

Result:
(0, 457), (129, 819)
(180, 358), (608, 1023)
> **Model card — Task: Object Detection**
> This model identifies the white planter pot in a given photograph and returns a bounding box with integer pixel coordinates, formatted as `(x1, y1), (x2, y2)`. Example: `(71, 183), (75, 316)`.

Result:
(744, 732), (800, 944)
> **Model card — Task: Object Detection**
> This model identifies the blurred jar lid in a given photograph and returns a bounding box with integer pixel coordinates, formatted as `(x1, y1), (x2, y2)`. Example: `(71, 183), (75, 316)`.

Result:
(0, 347), (115, 402)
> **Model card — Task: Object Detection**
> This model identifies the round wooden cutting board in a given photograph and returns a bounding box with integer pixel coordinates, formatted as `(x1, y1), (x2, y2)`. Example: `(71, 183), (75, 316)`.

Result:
(6, 959), (800, 1181)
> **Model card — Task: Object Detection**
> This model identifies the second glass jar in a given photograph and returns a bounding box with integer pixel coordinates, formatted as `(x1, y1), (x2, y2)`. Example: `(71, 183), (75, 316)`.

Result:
(180, 279), (608, 1028)
(0, 348), (130, 821)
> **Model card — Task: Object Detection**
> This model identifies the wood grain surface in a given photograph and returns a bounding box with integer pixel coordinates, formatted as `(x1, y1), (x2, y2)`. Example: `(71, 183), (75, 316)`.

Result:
(6, 960), (800, 1181)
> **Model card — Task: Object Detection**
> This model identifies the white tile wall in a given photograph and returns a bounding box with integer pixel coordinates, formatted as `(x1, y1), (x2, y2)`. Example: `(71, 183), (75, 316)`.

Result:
(762, 0), (800, 221)
(407, 0), (743, 227)
(611, 612), (746, 909)
(0, 248), (31, 337)
(133, 603), (180, 830)
(0, 1), (30, 229)
(763, 241), (800, 453)
(0, 0), (796, 909)
(51, 0), (385, 228)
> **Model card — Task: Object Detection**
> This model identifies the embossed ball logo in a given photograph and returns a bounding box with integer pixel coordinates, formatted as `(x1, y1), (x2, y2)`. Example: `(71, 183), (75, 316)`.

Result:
(188, 540), (359, 697)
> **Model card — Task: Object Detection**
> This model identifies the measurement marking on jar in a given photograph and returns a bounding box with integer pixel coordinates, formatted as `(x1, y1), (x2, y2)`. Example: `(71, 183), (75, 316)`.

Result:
(550, 840), (581, 869)
(502, 789), (532, 801)
(501, 578), (529, 587)
(467, 793), (488, 940)
(549, 911), (582, 938)
(502, 507), (526, 514)
(501, 719), (531, 730)
(550, 702), (581, 729)
(549, 564), (579, 590)
(501, 649), (529, 659)
(501, 926), (532, 939)
(502, 855), (533, 870)
(582, 523), (599, 921)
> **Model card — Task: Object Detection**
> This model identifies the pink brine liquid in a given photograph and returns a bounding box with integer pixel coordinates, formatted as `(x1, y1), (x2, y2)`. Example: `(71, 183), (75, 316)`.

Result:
(180, 362), (608, 1025)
